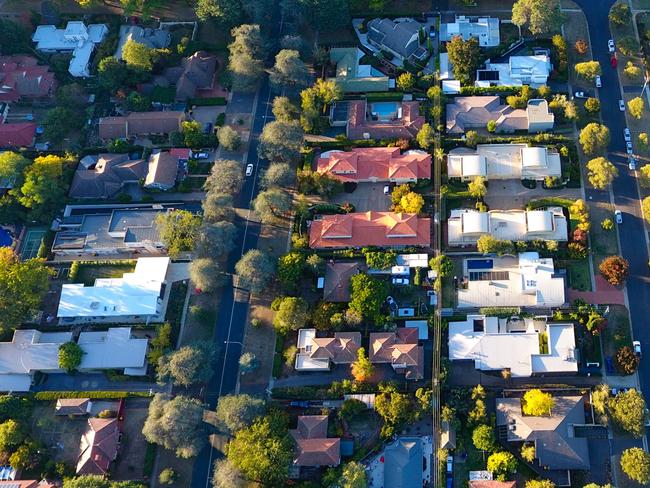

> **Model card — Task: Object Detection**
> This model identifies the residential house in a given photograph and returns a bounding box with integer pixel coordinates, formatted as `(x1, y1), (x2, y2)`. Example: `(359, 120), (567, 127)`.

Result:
(56, 398), (93, 416)
(368, 437), (431, 488)
(0, 327), (148, 392)
(317, 147), (431, 183)
(369, 327), (423, 379)
(115, 25), (170, 59)
(309, 211), (431, 249)
(449, 315), (577, 377)
(496, 395), (590, 476)
(290, 415), (341, 467)
(447, 208), (568, 245)
(367, 18), (429, 63)
(476, 53), (551, 87)
(330, 100), (425, 140)
(327, 47), (390, 93)
(0, 122), (36, 148)
(98, 111), (185, 140)
(0, 482), (56, 488)
(68, 153), (148, 199)
(457, 252), (566, 308)
(322, 261), (361, 302)
(0, 55), (57, 102)
(295, 329), (361, 371)
(440, 420), (456, 449)
(440, 15), (500, 47)
(447, 144), (561, 181)
(446, 96), (554, 134)
(57, 257), (170, 324)
(76, 417), (120, 475)
(469, 482), (517, 488)
(144, 149), (181, 190)
(168, 51), (219, 101)
(32, 21), (108, 77)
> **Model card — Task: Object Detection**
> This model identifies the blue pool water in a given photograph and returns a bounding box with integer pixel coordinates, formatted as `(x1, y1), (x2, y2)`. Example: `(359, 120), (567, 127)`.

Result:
(371, 101), (399, 120)
(371, 67), (384, 77)
(467, 259), (493, 270)
(0, 228), (12, 248)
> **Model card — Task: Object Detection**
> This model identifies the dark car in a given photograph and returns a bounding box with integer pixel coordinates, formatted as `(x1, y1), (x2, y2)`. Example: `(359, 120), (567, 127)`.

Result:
(289, 400), (310, 408)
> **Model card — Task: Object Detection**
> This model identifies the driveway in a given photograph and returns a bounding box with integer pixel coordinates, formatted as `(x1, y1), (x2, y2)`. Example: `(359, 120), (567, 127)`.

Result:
(33, 373), (163, 393)
(333, 182), (392, 212)
(190, 106), (226, 126)
(485, 180), (583, 209)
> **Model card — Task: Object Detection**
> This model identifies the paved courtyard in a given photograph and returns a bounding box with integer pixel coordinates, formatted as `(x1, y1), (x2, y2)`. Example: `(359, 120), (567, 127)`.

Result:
(333, 183), (392, 212)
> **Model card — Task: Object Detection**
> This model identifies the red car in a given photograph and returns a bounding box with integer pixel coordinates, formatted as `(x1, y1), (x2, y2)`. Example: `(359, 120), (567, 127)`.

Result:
(611, 55), (618, 68)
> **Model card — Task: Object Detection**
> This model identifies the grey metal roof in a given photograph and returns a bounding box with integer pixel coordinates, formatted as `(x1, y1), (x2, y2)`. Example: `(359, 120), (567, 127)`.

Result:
(384, 437), (423, 488)
(367, 18), (422, 59)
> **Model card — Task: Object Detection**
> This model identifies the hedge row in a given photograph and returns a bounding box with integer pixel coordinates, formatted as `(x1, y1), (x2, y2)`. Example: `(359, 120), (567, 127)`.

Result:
(34, 391), (151, 400)
(189, 97), (227, 106)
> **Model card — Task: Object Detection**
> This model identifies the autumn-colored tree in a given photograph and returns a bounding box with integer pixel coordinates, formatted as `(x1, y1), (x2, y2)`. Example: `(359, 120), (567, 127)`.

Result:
(599, 255), (629, 286)
(351, 347), (374, 382)
(574, 39), (588, 54)
(615, 346), (640, 375)
(522, 389), (554, 416)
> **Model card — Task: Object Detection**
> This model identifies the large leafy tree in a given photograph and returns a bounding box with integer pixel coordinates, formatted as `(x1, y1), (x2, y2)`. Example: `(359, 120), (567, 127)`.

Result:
(609, 2), (631, 25)
(13, 155), (67, 221)
(235, 249), (276, 293)
(416, 123), (435, 150)
(228, 24), (265, 91)
(270, 49), (309, 87)
(155, 210), (202, 258)
(202, 192), (235, 223)
(272, 96), (299, 122)
(350, 347), (374, 382)
(375, 384), (414, 439)
(212, 458), (246, 488)
(609, 388), (648, 437)
(195, 0), (242, 24)
(0, 19), (31, 55)
(512, 0), (565, 35)
(348, 274), (388, 323)
(197, 221), (238, 259)
(472, 424), (495, 452)
(0, 249), (50, 333)
(261, 162), (294, 189)
(579, 123), (610, 156)
(253, 188), (292, 222)
(628, 97), (645, 119)
(205, 159), (244, 196)
(0, 419), (24, 453)
(586, 157), (618, 189)
(215, 394), (266, 433)
(142, 394), (206, 458)
(122, 39), (157, 71)
(0, 152), (29, 184)
(258, 121), (304, 162)
(598, 255), (629, 286)
(446, 35), (481, 84)
(337, 461), (367, 488)
(312, 0), (350, 31)
(621, 447), (650, 484)
(522, 389), (554, 416)
(487, 451), (517, 478)
(277, 251), (306, 293)
(190, 257), (225, 293)
(157, 341), (215, 386)
(273, 297), (309, 334)
(98, 57), (131, 92)
(58, 342), (84, 372)
(574, 61), (602, 81)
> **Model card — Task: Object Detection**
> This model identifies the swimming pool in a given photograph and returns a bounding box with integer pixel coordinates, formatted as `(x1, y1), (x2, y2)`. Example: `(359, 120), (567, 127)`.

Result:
(467, 259), (494, 270)
(0, 228), (12, 248)
(371, 101), (399, 121)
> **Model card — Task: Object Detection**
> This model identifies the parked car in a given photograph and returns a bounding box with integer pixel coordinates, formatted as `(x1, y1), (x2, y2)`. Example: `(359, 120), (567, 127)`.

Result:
(633, 340), (642, 357)
(608, 39), (615, 52)
(595, 75), (602, 88)
(605, 356), (615, 374)
(619, 99), (625, 111)
(392, 277), (410, 285)
(289, 400), (310, 408)
(386, 296), (398, 312)
(245, 163), (254, 176)
(446, 455), (453, 474)
(574, 91), (586, 98)
(611, 55), (618, 68)
(629, 158), (637, 171)
(383, 185), (390, 195)
(204, 122), (213, 134)
(615, 209), (623, 224)
(193, 152), (210, 159)
(624, 128), (632, 142)
(611, 387), (630, 396)
(626, 141), (634, 154)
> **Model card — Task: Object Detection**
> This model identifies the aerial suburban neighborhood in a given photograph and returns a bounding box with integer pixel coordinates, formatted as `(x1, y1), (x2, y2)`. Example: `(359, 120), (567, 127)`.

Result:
(0, 0), (650, 487)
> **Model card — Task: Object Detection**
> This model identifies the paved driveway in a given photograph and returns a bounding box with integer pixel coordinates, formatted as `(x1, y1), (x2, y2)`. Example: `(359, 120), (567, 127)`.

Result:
(333, 182), (392, 212)
(485, 180), (583, 209)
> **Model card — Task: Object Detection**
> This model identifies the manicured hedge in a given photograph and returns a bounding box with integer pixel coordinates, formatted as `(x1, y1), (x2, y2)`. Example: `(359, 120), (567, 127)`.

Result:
(189, 97), (227, 106)
(34, 391), (151, 400)
(366, 92), (405, 102)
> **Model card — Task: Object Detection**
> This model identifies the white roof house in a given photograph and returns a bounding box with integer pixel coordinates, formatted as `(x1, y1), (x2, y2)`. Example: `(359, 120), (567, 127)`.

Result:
(448, 207), (568, 245)
(447, 144), (562, 181)
(449, 315), (577, 377)
(32, 22), (108, 77)
(57, 257), (170, 323)
(295, 329), (330, 371)
(458, 252), (566, 308)
(441, 15), (500, 47)
(0, 327), (148, 391)
(396, 253), (429, 268)
(476, 53), (551, 87)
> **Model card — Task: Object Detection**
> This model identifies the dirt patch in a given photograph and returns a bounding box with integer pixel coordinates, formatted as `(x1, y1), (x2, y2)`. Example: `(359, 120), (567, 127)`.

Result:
(31, 404), (88, 467)
(113, 399), (151, 481)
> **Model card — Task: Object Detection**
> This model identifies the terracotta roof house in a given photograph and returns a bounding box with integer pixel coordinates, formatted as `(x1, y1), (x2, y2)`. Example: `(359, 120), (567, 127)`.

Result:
(323, 261), (361, 302)
(369, 327), (424, 379)
(295, 328), (361, 371)
(69, 153), (147, 199)
(335, 100), (425, 140)
(367, 18), (428, 62)
(56, 398), (92, 416)
(0, 55), (57, 102)
(76, 417), (120, 475)
(290, 415), (341, 467)
(446, 96), (553, 134)
(309, 211), (431, 249)
(0, 122), (36, 148)
(317, 147), (431, 183)
(469, 482), (517, 488)
(98, 111), (185, 140)
(143, 150), (180, 190)
(0, 482), (56, 488)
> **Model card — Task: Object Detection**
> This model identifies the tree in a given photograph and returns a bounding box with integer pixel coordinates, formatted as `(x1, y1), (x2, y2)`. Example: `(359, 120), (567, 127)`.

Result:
(217, 126), (241, 151)
(615, 345), (639, 375)
(277, 251), (306, 293)
(226, 413), (292, 485)
(155, 210), (201, 258)
(0, 19), (31, 55)
(592, 384), (610, 417)
(158, 468), (176, 485)
(270, 49), (308, 87)
(579, 123), (610, 155)
(349, 274), (388, 323)
(609, 388), (648, 437)
(584, 97), (600, 113)
(215, 394), (265, 433)
(142, 394), (206, 458)
(574, 61), (602, 81)
(0, 152), (29, 184)
(157, 342), (215, 386)
(639, 133), (649, 150)
(339, 399), (367, 421)
(205, 159), (244, 196)
(253, 188), (292, 223)
(574, 39), (588, 54)
(643, 197), (650, 222)
(621, 447), (650, 484)
(618, 36), (640, 56)
(212, 458), (246, 488)
(235, 250), (275, 293)
(338, 461), (367, 488)
(396, 72), (416, 91)
(624, 61), (642, 79)
(375, 384), (414, 438)
(468, 176), (487, 199)
(564, 101), (578, 120)
(486, 120), (497, 133)
(182, 120), (212, 148)
(190, 258), (224, 293)
(465, 130), (480, 147)
(42, 106), (74, 143)
(262, 162), (293, 188)
(258, 121), (304, 162)
(202, 192), (235, 223)
(525, 481), (555, 488)
(351, 347), (374, 382)
(13, 154), (67, 221)
(610, 1), (631, 25)
(396, 191), (425, 213)
(273, 297), (309, 334)
(472, 424), (495, 452)
(58, 342), (84, 372)
(628, 97), (645, 119)
(122, 39), (157, 71)
(512, 0), (564, 34)
(9, 442), (38, 471)
(477, 235), (514, 255)
(599, 255), (629, 286)
(522, 389), (554, 416)
(228, 24), (265, 91)
(312, 0), (350, 31)
(416, 123), (435, 150)
(521, 444), (536, 463)
(197, 221), (238, 259)
(447, 35), (481, 84)
(586, 157), (618, 189)
(486, 451), (517, 478)
(195, 0), (242, 24)
(272, 96), (299, 122)
(0, 249), (50, 334)
(63, 477), (110, 488)
(98, 57), (130, 92)
(0, 395), (32, 424)
(430, 255), (453, 277)
(0, 419), (24, 452)
(239, 352), (258, 373)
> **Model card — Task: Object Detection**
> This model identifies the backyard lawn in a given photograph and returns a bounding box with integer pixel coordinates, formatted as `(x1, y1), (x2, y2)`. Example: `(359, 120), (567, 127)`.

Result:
(75, 262), (136, 286)
(567, 258), (592, 291)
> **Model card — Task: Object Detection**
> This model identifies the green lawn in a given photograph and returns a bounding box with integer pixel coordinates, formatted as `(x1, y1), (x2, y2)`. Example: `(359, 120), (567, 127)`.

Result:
(75, 263), (136, 286)
(567, 259), (592, 291)
(150, 86), (176, 104)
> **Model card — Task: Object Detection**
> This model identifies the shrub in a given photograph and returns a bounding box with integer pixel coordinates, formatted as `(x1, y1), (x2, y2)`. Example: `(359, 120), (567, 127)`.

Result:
(601, 218), (613, 230)
(615, 346), (639, 374)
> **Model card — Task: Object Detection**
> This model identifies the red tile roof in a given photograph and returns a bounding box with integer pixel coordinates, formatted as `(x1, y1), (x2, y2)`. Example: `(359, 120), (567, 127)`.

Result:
(323, 261), (361, 302)
(0, 56), (57, 102)
(309, 211), (430, 249)
(369, 328), (423, 379)
(0, 482), (56, 488)
(317, 147), (431, 183)
(347, 100), (425, 139)
(76, 417), (120, 475)
(469, 482), (517, 488)
(290, 415), (341, 467)
(311, 332), (361, 364)
(0, 122), (36, 147)
(98, 111), (185, 139)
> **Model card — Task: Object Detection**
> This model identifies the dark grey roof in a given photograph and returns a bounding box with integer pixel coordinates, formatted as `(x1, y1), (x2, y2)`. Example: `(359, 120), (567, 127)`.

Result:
(384, 437), (423, 488)
(367, 18), (423, 59)
(68, 153), (147, 199)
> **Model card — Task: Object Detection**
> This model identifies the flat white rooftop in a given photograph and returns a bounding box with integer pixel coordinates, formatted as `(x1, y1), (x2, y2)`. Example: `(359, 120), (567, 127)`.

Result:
(476, 54), (551, 88)
(78, 328), (148, 373)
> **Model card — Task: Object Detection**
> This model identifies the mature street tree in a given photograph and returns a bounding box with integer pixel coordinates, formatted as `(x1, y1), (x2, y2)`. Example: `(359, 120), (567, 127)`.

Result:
(239, 352), (258, 373)
(190, 257), (225, 293)
(235, 249), (276, 293)
(584, 97), (600, 113)
(522, 389), (554, 416)
(349, 274), (388, 323)
(215, 394), (265, 433)
(395, 191), (425, 214)
(0, 152), (29, 183)
(351, 347), (374, 382)
(155, 209), (201, 258)
(157, 341), (215, 386)
(273, 297), (309, 334)
(195, 0), (242, 25)
(618, 36), (640, 56)
(624, 61), (642, 79)
(628, 96), (645, 119)
(202, 192), (235, 223)
(259, 121), (304, 162)
(446, 35), (481, 84)
(270, 49), (309, 87)
(122, 39), (157, 71)
(512, 0), (564, 34)
(621, 447), (650, 484)
(228, 24), (265, 91)
(574, 61), (602, 81)
(142, 394), (206, 458)
(277, 251), (306, 293)
(472, 424), (495, 452)
(579, 123), (610, 155)
(0, 249), (50, 334)
(615, 345), (639, 374)
(486, 451), (517, 478)
(261, 162), (294, 189)
(610, 1), (631, 25)
(416, 123), (435, 150)
(253, 188), (292, 222)
(212, 458), (246, 488)
(609, 388), (648, 437)
(58, 342), (84, 372)
(525, 481), (555, 488)
(197, 221), (238, 259)
(586, 157), (618, 189)
(599, 255), (629, 286)
(272, 96), (299, 122)
(217, 125), (241, 151)
(205, 159), (244, 196)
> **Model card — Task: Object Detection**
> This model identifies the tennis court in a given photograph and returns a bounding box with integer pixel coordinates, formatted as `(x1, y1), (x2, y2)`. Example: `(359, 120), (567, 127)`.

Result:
(20, 228), (46, 259)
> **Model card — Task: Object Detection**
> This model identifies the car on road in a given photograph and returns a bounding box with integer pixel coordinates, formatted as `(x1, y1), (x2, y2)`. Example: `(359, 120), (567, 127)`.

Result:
(595, 75), (602, 88)
(608, 39), (615, 52)
(391, 277), (410, 285)
(615, 209), (623, 224)
(629, 157), (637, 170)
(626, 141), (634, 154)
(633, 340), (642, 357)
(624, 128), (631, 142)
(193, 152), (210, 159)
(245, 163), (254, 176)
(574, 91), (586, 98)
(447, 455), (453, 474)
(619, 99), (625, 111)
(611, 55), (618, 68)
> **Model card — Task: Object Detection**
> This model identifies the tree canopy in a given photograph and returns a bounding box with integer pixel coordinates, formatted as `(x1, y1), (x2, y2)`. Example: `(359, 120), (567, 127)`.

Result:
(348, 274), (388, 324)
(12, 155), (67, 222)
(155, 210), (202, 258)
(446, 35), (481, 84)
(58, 342), (84, 372)
(416, 123), (435, 150)
(620, 447), (650, 484)
(512, 0), (564, 34)
(375, 384), (414, 439)
(350, 347), (374, 382)
(574, 61), (602, 81)
(609, 388), (648, 437)
(212, 458), (246, 488)
(598, 255), (629, 286)
(122, 39), (157, 71)
(157, 342), (215, 386)
(486, 451), (517, 478)
(628, 97), (645, 119)
(228, 24), (265, 91)
(273, 297), (309, 334)
(579, 123), (610, 155)
(522, 389), (554, 416)
(217, 126), (241, 151)
(195, 0), (242, 25)
(235, 249), (276, 293)
(253, 188), (292, 222)
(190, 257), (225, 293)
(272, 96), (299, 122)
(270, 49), (309, 87)
(205, 159), (244, 196)
(258, 121), (304, 162)
(261, 162), (294, 189)
(472, 424), (495, 452)
(215, 394), (266, 434)
(586, 157), (618, 189)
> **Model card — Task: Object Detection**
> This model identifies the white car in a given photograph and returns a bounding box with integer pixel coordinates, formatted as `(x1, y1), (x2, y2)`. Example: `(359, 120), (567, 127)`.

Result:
(245, 163), (254, 176)
(391, 277), (410, 285)
(193, 152), (209, 159)
(574, 91), (586, 98)
(629, 158), (637, 170)
(608, 39), (615, 53)
(619, 100), (625, 111)
(633, 340), (642, 357)
(595, 75), (602, 88)
(383, 185), (390, 195)
(626, 141), (634, 155)
(624, 128), (631, 142)
(615, 209), (623, 224)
